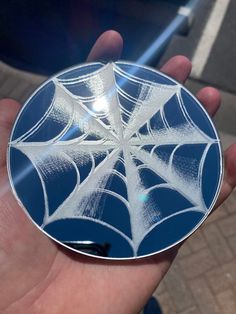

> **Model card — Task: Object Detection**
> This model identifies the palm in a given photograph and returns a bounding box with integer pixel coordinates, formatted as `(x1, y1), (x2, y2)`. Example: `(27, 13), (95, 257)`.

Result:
(1, 164), (175, 314)
(1, 31), (236, 314)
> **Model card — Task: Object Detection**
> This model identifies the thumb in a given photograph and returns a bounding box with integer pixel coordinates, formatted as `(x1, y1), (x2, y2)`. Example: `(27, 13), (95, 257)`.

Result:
(0, 98), (21, 167)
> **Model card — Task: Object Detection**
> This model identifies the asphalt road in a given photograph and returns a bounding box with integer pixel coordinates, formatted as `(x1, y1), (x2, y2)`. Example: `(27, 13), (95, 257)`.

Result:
(160, 0), (236, 94)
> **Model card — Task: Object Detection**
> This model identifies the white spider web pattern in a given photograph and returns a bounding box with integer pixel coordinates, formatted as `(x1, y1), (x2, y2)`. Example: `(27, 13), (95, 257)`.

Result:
(10, 62), (219, 256)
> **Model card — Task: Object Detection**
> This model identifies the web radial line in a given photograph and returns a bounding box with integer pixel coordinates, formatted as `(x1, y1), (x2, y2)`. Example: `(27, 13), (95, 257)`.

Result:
(117, 85), (172, 129)
(10, 92), (57, 144)
(12, 140), (117, 158)
(44, 150), (97, 225)
(57, 81), (117, 139)
(54, 141), (117, 153)
(46, 148), (120, 223)
(123, 86), (179, 140)
(131, 147), (198, 207)
(122, 146), (151, 254)
(140, 206), (205, 245)
(48, 149), (113, 221)
(55, 81), (119, 141)
(57, 216), (134, 254)
(114, 64), (179, 89)
(176, 89), (216, 142)
(128, 131), (210, 147)
(48, 97), (76, 144)
(56, 137), (112, 146)
(104, 63), (124, 140)
(41, 151), (82, 228)
(61, 63), (124, 140)
(16, 149), (50, 225)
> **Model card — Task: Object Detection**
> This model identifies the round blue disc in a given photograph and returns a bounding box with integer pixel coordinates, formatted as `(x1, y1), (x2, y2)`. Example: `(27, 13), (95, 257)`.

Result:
(8, 61), (223, 259)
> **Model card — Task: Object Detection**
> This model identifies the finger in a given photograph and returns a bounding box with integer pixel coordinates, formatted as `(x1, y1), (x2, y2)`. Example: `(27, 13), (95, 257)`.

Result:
(214, 143), (236, 209)
(196, 87), (221, 118)
(87, 30), (123, 62)
(161, 57), (221, 118)
(0, 98), (21, 167)
(160, 55), (192, 83)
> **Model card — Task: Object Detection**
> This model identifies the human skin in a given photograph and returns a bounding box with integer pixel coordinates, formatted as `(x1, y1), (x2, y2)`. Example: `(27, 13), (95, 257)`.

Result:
(0, 30), (236, 314)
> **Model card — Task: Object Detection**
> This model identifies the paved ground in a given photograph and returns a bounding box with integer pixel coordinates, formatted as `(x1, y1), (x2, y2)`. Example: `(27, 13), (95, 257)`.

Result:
(0, 59), (236, 314)
(154, 193), (236, 314)
(160, 0), (236, 93)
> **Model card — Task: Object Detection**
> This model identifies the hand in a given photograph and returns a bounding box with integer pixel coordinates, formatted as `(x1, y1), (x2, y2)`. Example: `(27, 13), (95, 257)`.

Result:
(0, 30), (236, 314)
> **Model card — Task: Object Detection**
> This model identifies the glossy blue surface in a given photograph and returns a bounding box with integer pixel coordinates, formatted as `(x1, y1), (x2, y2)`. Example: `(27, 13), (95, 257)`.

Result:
(8, 62), (223, 259)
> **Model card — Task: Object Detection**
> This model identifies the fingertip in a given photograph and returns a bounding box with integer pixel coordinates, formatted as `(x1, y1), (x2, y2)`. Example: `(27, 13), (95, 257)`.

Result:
(196, 87), (221, 117)
(224, 143), (236, 188)
(0, 98), (20, 107)
(87, 30), (123, 62)
(197, 87), (221, 102)
(171, 55), (192, 68)
(102, 30), (123, 47)
(161, 55), (192, 83)
(0, 98), (21, 126)
(101, 30), (123, 58)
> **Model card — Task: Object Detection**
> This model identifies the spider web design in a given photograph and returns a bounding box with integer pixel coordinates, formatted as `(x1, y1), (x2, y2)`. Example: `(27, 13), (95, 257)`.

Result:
(10, 62), (219, 256)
